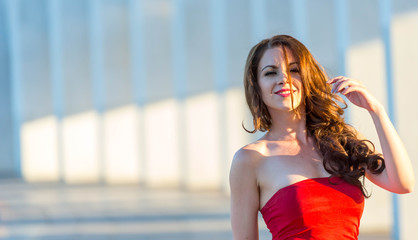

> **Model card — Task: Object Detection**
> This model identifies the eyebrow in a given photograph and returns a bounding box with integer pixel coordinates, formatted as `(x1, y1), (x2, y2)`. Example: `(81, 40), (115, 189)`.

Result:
(260, 62), (299, 72)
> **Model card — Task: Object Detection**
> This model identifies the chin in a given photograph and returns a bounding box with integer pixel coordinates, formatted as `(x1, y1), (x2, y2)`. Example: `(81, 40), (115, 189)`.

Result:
(269, 106), (295, 112)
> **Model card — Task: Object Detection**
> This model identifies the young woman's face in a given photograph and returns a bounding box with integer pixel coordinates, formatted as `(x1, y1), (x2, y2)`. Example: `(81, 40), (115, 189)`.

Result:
(257, 47), (303, 113)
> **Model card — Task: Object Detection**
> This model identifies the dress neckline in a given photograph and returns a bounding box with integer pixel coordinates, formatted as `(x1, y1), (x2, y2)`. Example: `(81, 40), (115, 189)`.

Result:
(260, 176), (339, 212)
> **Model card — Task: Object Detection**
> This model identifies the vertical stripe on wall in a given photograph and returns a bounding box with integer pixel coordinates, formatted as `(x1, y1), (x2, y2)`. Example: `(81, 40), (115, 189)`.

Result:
(129, 0), (146, 106)
(291, 0), (308, 45)
(334, 0), (351, 121)
(7, 0), (22, 178)
(211, 0), (228, 92)
(48, 0), (64, 181)
(210, 0), (228, 190)
(171, 0), (188, 188)
(89, 0), (105, 182)
(129, 0), (147, 185)
(250, 0), (267, 43)
(335, 0), (349, 76)
(89, 0), (106, 114)
(379, 0), (399, 239)
(171, 0), (187, 100)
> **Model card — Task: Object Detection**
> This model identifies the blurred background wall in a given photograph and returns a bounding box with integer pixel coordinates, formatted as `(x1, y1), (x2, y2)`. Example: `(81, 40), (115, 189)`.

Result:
(0, 0), (417, 239)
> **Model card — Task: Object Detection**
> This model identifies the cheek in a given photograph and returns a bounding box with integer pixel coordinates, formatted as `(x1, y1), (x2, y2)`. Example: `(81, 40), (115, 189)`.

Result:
(258, 81), (272, 95)
(291, 80), (303, 100)
(293, 79), (303, 93)
(296, 89), (305, 105)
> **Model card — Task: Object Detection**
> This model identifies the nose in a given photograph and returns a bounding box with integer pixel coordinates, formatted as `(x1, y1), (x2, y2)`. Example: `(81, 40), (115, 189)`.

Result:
(276, 71), (289, 85)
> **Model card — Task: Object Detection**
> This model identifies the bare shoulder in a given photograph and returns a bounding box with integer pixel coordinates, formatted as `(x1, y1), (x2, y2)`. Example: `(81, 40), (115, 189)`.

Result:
(230, 141), (266, 182)
(229, 143), (264, 238)
(232, 141), (265, 168)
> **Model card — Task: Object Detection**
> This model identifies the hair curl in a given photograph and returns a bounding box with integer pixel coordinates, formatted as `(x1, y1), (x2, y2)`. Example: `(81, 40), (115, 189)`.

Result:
(243, 35), (385, 197)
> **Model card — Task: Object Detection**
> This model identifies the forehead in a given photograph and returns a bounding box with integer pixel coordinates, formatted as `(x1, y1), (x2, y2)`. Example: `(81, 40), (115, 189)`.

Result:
(258, 46), (296, 70)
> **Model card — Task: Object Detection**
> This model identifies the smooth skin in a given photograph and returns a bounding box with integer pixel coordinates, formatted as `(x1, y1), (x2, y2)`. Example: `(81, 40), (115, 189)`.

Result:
(229, 47), (414, 240)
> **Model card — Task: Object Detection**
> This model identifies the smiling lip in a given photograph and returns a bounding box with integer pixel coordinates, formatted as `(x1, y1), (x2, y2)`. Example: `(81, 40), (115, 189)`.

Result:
(274, 89), (296, 97)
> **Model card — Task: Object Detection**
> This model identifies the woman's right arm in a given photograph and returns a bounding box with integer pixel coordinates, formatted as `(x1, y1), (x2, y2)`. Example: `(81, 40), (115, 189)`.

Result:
(229, 148), (260, 240)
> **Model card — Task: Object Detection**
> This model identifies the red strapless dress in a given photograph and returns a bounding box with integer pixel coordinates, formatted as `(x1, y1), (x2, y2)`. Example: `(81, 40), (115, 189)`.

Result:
(260, 177), (364, 240)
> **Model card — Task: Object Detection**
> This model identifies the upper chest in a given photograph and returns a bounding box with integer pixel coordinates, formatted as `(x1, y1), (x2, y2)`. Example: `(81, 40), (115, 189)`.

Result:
(256, 148), (327, 187)
(254, 141), (331, 206)
(256, 140), (324, 176)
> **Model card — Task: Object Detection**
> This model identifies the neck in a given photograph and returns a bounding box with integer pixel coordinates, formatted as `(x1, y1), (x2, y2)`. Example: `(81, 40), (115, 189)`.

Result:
(265, 108), (308, 143)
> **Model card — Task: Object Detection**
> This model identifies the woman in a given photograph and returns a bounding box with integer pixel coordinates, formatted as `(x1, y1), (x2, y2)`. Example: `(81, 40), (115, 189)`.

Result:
(229, 35), (414, 239)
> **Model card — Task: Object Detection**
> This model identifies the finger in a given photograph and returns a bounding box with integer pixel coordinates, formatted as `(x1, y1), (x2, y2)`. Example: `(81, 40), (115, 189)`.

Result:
(334, 80), (356, 93)
(331, 78), (346, 93)
(328, 76), (363, 86)
(331, 77), (350, 93)
(327, 76), (344, 84)
(332, 78), (362, 93)
(327, 76), (346, 84)
(341, 86), (364, 95)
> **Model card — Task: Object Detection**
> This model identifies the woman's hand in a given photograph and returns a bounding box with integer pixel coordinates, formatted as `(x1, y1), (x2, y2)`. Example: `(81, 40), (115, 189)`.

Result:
(328, 77), (414, 193)
(327, 76), (381, 113)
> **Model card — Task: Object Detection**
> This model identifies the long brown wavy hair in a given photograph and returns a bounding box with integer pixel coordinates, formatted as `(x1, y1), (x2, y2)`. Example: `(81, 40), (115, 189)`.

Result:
(243, 35), (384, 197)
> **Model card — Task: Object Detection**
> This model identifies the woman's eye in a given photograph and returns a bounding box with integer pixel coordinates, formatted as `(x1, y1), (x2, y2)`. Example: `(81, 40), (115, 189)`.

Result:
(290, 68), (300, 73)
(265, 71), (276, 76)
